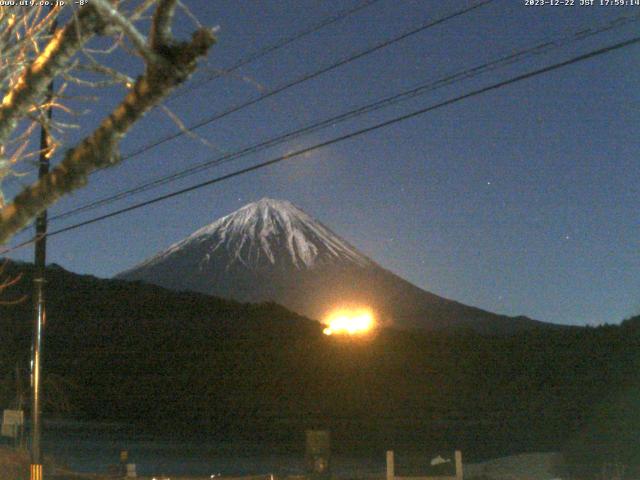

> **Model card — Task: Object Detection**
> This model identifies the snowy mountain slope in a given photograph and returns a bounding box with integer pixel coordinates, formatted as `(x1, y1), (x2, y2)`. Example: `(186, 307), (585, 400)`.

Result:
(123, 198), (372, 274)
(117, 198), (555, 333)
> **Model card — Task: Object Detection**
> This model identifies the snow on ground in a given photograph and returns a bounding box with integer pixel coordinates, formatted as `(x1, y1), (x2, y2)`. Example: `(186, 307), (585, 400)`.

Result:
(464, 452), (563, 480)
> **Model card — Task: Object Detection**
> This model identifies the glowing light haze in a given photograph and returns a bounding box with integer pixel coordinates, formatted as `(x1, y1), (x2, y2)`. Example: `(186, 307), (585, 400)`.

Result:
(323, 308), (376, 336)
(4, 1), (639, 326)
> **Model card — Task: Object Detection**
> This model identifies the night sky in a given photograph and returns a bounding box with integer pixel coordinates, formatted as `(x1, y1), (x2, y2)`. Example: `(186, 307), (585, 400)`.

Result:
(4, 0), (639, 326)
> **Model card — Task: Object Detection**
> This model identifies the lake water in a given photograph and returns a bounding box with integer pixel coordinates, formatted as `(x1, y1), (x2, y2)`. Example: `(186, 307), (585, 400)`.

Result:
(38, 420), (385, 478)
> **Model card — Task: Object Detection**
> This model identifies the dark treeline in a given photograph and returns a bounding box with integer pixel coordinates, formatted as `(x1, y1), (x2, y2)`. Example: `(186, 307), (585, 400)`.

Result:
(0, 260), (638, 476)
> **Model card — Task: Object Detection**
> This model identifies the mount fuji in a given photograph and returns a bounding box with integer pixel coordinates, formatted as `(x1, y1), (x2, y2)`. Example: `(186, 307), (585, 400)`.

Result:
(117, 198), (553, 333)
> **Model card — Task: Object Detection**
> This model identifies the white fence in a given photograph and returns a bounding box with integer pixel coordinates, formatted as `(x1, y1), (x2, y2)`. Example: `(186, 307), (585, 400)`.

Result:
(386, 450), (463, 480)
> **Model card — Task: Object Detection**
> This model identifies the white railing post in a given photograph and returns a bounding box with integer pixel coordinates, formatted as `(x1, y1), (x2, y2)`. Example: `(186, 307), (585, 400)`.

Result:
(454, 450), (463, 480)
(387, 450), (395, 480)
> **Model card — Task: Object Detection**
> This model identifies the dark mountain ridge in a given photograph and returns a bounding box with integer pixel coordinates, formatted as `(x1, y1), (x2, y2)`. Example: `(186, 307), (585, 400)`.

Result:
(1, 259), (638, 471)
(117, 198), (558, 334)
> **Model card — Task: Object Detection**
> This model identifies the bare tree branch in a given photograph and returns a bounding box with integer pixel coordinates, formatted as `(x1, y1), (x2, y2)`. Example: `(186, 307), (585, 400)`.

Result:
(0, 0), (216, 244)
(150, 0), (177, 50)
(130, 0), (160, 22)
(0, 6), (104, 146)
(91, 0), (162, 66)
(0, 14), (215, 243)
(0, 259), (26, 304)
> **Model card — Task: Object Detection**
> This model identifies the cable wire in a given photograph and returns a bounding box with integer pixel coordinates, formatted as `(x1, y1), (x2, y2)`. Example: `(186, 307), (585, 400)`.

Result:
(48, 11), (640, 223)
(11, 0), (383, 180)
(99, 1), (494, 169)
(29, 34), (638, 244)
(168, 0), (384, 102)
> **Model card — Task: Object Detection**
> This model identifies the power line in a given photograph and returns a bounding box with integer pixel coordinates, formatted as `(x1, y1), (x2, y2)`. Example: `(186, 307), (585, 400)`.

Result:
(12, 0), (383, 180)
(99, 1), (494, 168)
(169, 0), (384, 102)
(30, 34), (638, 243)
(48, 11), (640, 223)
(7, 0), (492, 234)
(48, 0), (492, 221)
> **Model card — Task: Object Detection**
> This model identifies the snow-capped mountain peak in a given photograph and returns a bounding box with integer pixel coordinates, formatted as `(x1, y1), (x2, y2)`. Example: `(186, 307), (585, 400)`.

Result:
(117, 198), (551, 334)
(123, 198), (373, 275)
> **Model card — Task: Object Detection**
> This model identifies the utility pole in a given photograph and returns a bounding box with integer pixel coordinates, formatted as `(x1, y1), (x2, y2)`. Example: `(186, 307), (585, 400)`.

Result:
(31, 10), (56, 480)
(30, 101), (51, 480)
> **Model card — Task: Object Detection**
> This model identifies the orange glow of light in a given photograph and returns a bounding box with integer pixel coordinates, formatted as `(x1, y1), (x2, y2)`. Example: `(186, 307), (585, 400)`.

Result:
(322, 307), (375, 336)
